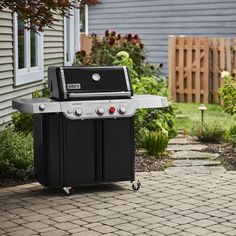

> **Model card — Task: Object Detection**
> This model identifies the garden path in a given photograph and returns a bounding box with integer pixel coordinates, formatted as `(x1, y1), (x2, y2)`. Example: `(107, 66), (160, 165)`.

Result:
(165, 134), (226, 175)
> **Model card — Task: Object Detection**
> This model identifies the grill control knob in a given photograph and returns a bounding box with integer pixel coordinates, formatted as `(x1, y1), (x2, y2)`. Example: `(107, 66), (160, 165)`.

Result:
(74, 108), (83, 116)
(118, 106), (126, 114)
(109, 106), (116, 114)
(96, 107), (105, 115)
(39, 104), (46, 111)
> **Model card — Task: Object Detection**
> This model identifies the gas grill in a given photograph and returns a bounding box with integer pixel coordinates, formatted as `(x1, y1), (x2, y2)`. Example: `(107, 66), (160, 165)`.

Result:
(12, 66), (168, 195)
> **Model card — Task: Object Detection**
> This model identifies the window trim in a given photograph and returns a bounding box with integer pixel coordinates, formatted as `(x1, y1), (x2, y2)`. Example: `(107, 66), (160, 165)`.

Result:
(64, 7), (80, 66)
(13, 13), (44, 86)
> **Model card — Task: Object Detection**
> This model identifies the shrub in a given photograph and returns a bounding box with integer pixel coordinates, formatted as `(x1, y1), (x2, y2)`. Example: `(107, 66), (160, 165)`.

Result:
(225, 125), (236, 144)
(191, 122), (226, 143)
(143, 130), (169, 157)
(218, 71), (236, 115)
(75, 31), (163, 78)
(0, 128), (33, 181)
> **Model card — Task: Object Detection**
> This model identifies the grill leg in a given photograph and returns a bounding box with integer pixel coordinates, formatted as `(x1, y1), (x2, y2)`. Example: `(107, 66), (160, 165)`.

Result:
(62, 187), (73, 196)
(132, 180), (141, 191)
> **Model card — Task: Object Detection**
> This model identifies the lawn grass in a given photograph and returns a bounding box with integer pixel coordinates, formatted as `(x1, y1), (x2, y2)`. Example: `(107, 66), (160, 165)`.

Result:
(174, 102), (236, 133)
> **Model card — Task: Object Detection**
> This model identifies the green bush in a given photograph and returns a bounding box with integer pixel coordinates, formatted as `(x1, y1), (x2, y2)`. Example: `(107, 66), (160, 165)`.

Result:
(143, 130), (169, 157)
(191, 122), (226, 143)
(225, 125), (236, 144)
(218, 72), (236, 115)
(0, 128), (33, 180)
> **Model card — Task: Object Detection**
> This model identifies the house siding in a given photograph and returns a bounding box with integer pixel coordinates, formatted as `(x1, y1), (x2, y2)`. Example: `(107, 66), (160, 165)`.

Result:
(88, 0), (236, 74)
(0, 11), (64, 126)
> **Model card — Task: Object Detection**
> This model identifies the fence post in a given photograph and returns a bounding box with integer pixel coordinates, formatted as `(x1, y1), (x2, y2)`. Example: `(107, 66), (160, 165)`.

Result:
(168, 35), (177, 101)
(203, 37), (209, 104)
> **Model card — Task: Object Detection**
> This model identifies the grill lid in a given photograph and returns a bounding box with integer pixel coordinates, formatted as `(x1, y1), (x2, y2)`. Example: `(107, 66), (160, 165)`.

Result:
(48, 66), (133, 100)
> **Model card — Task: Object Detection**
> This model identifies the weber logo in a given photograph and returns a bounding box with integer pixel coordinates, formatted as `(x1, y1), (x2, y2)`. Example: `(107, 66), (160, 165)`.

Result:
(67, 83), (81, 90)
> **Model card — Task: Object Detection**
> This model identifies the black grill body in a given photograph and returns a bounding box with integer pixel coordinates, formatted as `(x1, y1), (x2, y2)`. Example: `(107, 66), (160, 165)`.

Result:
(33, 114), (135, 188)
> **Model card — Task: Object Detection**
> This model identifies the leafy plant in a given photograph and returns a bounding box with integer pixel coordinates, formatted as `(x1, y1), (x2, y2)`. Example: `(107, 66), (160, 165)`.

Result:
(143, 130), (169, 157)
(218, 72), (236, 115)
(0, 0), (100, 32)
(191, 122), (226, 143)
(0, 128), (33, 180)
(75, 31), (163, 78)
(225, 125), (236, 145)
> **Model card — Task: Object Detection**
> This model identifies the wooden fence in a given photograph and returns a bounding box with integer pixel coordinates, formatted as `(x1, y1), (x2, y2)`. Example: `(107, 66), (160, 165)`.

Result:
(80, 33), (93, 55)
(168, 36), (236, 103)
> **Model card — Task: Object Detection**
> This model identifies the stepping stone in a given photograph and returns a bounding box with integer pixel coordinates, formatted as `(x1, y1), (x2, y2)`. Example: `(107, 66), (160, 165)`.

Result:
(173, 160), (221, 167)
(167, 144), (207, 151)
(164, 166), (226, 175)
(169, 138), (200, 145)
(170, 151), (219, 160)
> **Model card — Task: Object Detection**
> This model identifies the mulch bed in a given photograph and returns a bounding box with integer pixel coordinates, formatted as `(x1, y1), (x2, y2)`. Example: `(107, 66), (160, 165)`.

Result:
(135, 150), (172, 172)
(205, 142), (236, 170)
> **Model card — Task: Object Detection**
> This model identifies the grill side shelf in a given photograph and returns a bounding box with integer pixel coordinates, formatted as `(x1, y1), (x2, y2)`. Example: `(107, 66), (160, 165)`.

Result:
(133, 95), (169, 109)
(12, 98), (62, 114)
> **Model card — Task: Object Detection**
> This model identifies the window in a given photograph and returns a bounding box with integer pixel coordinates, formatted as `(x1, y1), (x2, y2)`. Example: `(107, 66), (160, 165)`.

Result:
(13, 14), (44, 86)
(64, 7), (80, 66)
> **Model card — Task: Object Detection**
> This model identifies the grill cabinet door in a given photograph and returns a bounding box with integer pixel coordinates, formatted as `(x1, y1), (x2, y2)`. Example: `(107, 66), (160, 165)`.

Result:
(63, 118), (97, 186)
(102, 118), (135, 182)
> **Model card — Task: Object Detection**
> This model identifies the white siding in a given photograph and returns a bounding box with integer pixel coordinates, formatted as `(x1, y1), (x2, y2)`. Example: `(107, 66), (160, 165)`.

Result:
(88, 0), (236, 74)
(0, 10), (64, 126)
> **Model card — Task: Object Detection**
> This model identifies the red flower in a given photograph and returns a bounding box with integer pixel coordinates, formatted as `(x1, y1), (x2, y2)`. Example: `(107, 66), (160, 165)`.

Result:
(81, 50), (86, 56)
(105, 30), (109, 37)
(159, 62), (163, 68)
(126, 34), (132, 41)
(109, 38), (115, 45)
(133, 34), (139, 40)
(111, 31), (116, 36)
(139, 43), (144, 49)
(117, 34), (121, 40)
(76, 50), (86, 57)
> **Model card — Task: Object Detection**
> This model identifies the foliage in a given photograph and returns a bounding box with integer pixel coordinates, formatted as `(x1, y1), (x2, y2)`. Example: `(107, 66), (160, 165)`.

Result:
(75, 31), (163, 78)
(143, 130), (169, 157)
(225, 125), (236, 145)
(12, 86), (49, 134)
(191, 122), (226, 143)
(0, 128), (33, 180)
(218, 72), (236, 115)
(0, 0), (100, 32)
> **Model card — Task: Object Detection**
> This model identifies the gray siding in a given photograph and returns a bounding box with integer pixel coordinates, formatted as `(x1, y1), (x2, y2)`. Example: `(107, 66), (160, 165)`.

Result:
(0, 11), (64, 126)
(88, 0), (236, 74)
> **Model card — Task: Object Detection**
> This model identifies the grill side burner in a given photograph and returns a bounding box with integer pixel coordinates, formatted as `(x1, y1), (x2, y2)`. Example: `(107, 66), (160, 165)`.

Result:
(12, 66), (169, 195)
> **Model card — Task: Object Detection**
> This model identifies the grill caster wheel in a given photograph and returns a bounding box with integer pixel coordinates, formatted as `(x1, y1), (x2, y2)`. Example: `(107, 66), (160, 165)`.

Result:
(62, 187), (73, 196)
(132, 180), (141, 191)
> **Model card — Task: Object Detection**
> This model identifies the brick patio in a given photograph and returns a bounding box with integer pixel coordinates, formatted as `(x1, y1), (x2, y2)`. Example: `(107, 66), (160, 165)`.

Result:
(1, 171), (236, 235)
